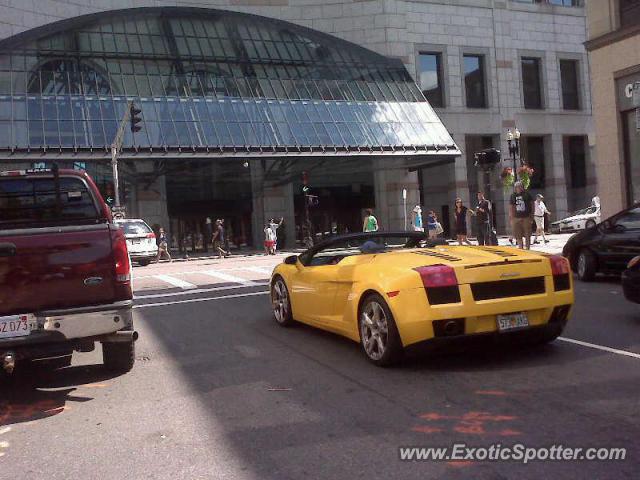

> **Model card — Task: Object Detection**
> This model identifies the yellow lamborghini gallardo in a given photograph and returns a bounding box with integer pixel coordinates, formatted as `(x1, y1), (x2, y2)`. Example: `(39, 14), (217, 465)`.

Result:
(270, 232), (573, 366)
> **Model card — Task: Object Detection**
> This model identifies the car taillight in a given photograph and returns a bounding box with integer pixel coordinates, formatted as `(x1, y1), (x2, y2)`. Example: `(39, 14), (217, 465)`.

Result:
(414, 265), (460, 305)
(414, 265), (458, 288)
(550, 255), (569, 276)
(146, 232), (156, 239)
(114, 228), (131, 283)
(550, 255), (570, 291)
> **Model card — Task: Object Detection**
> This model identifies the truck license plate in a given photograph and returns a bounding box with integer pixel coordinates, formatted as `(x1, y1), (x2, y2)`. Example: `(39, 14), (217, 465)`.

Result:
(497, 312), (529, 332)
(0, 314), (37, 339)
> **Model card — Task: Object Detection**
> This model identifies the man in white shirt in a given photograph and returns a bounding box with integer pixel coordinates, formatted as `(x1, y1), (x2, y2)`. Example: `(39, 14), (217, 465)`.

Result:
(533, 194), (551, 244)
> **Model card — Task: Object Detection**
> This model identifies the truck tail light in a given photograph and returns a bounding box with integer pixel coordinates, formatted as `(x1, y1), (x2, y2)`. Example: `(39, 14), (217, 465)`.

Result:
(113, 228), (131, 284)
(414, 265), (461, 305)
(550, 255), (570, 291)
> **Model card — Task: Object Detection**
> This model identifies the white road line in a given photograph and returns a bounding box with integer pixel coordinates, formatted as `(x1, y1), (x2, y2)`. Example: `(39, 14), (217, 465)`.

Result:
(134, 290), (269, 309)
(135, 282), (268, 300)
(134, 264), (281, 279)
(202, 270), (258, 286)
(558, 337), (640, 360)
(243, 266), (273, 276)
(153, 274), (197, 290)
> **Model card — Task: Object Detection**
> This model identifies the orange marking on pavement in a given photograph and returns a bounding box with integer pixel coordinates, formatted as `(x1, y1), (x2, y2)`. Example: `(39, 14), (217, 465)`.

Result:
(419, 413), (458, 421)
(475, 390), (508, 396)
(497, 429), (522, 436)
(447, 461), (475, 468)
(454, 424), (486, 435)
(462, 411), (516, 422)
(412, 425), (443, 433)
(80, 383), (108, 388)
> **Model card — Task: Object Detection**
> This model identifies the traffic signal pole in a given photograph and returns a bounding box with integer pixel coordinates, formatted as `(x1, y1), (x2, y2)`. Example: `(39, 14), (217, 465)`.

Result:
(110, 100), (142, 209)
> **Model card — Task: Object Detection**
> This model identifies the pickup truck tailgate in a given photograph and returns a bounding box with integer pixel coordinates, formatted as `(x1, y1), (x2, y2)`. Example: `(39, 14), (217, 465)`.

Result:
(0, 225), (117, 315)
(0, 171), (122, 316)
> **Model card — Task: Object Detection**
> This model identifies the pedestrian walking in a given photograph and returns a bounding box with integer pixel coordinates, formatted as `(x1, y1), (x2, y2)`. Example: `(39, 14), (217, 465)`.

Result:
(212, 219), (229, 258)
(533, 194), (551, 244)
(156, 227), (172, 263)
(411, 205), (424, 232)
(269, 217), (284, 254)
(426, 210), (438, 239)
(475, 192), (491, 246)
(221, 218), (231, 253)
(454, 198), (473, 245)
(510, 181), (535, 250)
(264, 222), (274, 255)
(363, 208), (379, 232)
(205, 217), (213, 252)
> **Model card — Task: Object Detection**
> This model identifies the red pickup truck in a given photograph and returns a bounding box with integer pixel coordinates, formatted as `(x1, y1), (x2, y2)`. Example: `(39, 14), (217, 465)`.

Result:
(0, 167), (137, 375)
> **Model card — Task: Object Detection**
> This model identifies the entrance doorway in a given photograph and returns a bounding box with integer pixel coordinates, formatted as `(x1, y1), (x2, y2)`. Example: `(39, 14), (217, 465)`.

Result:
(166, 159), (252, 254)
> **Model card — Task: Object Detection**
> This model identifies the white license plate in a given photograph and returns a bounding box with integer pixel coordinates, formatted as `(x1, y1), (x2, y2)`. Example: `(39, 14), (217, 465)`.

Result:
(0, 314), (37, 339)
(497, 312), (529, 332)
(131, 239), (141, 245)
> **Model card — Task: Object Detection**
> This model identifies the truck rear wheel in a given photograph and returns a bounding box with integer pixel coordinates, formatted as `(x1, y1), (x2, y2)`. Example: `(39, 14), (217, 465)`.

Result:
(102, 340), (135, 373)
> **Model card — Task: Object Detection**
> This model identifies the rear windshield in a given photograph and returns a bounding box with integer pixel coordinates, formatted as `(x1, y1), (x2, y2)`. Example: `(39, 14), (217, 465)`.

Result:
(116, 221), (152, 236)
(0, 176), (100, 229)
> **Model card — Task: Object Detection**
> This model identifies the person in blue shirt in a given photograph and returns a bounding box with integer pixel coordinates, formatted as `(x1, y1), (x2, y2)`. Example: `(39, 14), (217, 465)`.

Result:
(426, 210), (438, 239)
(412, 205), (424, 232)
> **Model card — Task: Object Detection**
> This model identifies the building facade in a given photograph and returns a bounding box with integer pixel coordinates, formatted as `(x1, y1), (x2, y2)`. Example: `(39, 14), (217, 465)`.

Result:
(585, 0), (640, 218)
(0, 0), (592, 250)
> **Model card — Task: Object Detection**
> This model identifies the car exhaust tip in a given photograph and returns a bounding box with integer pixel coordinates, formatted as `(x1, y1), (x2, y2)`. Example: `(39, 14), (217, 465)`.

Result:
(443, 320), (460, 336)
(101, 331), (138, 343)
(2, 351), (16, 374)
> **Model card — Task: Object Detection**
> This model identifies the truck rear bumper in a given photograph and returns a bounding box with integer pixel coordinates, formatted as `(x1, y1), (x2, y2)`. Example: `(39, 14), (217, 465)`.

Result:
(0, 300), (133, 353)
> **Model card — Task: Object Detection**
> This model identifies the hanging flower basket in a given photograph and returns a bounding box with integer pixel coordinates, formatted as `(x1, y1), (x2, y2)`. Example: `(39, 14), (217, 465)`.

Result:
(517, 164), (535, 190)
(500, 167), (515, 190)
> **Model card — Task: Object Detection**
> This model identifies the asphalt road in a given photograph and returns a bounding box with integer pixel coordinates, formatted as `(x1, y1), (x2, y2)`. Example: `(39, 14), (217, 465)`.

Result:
(1, 268), (638, 479)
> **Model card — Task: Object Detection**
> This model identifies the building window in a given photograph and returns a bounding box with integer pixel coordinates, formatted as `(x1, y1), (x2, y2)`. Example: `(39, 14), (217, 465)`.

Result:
(521, 57), (543, 109)
(418, 52), (444, 108)
(523, 136), (545, 189)
(623, 110), (640, 204)
(513, 0), (581, 5)
(566, 136), (586, 188)
(548, 0), (581, 6)
(620, 0), (640, 29)
(463, 55), (487, 109)
(560, 59), (580, 110)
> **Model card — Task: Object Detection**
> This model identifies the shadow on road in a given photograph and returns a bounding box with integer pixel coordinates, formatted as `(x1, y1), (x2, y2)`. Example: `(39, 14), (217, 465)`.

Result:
(0, 364), (119, 427)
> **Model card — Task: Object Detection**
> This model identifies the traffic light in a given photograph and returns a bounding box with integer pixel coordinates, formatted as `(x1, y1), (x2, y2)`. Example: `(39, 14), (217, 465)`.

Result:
(130, 103), (142, 133)
(104, 182), (114, 206)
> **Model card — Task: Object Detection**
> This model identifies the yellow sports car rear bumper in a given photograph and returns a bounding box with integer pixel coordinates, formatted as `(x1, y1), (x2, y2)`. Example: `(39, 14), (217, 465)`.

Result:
(387, 278), (573, 347)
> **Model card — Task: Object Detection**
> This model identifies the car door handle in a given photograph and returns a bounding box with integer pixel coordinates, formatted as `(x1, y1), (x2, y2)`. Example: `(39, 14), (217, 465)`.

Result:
(0, 242), (17, 257)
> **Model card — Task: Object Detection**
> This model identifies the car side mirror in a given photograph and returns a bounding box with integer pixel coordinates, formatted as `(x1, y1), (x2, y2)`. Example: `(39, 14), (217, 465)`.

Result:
(284, 255), (298, 265)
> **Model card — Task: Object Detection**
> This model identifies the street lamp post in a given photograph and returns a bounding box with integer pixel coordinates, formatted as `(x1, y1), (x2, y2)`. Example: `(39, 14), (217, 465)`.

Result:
(506, 127), (521, 180)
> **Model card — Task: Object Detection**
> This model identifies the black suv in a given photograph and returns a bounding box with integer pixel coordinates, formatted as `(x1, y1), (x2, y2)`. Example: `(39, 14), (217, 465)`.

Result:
(563, 203), (640, 281)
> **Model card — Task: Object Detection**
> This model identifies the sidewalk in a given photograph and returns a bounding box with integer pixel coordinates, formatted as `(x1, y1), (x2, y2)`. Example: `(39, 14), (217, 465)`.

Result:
(165, 232), (572, 263)
(494, 232), (572, 255)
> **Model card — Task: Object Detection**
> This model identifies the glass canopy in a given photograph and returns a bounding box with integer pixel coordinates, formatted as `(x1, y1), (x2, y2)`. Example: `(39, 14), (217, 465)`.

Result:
(0, 7), (458, 155)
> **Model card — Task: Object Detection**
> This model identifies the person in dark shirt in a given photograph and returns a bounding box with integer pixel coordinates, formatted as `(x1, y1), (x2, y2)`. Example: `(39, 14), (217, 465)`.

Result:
(212, 219), (229, 258)
(454, 198), (473, 245)
(509, 181), (534, 249)
(475, 192), (491, 246)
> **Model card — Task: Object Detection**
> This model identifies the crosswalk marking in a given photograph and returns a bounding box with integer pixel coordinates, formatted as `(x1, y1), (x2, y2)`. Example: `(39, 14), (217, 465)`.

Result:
(202, 270), (258, 286)
(135, 282), (268, 300)
(153, 274), (197, 290)
(243, 266), (273, 276)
